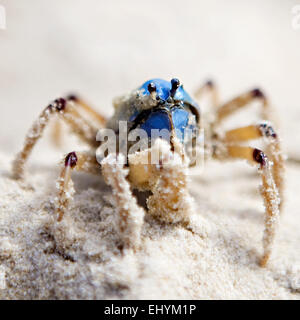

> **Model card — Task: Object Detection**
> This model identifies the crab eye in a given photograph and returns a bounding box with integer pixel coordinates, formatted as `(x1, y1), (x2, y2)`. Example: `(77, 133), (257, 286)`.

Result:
(147, 82), (157, 93)
(170, 78), (180, 97)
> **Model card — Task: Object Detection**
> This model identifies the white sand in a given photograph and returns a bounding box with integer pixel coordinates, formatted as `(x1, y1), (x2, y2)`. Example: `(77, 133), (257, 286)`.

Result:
(0, 0), (299, 299)
(0, 151), (299, 299)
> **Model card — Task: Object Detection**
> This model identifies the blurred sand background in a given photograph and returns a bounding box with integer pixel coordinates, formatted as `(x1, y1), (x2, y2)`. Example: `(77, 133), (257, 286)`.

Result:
(0, 0), (299, 299)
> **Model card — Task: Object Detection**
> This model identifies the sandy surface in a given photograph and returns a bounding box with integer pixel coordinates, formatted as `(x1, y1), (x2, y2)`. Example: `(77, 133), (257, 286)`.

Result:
(0, 0), (299, 299)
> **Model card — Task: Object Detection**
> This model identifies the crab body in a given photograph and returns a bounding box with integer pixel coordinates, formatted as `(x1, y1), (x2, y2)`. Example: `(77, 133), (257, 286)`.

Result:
(105, 78), (201, 190)
(107, 78), (200, 145)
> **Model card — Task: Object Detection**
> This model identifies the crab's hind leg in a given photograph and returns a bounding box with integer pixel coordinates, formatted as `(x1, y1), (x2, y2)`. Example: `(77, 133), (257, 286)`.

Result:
(56, 151), (100, 221)
(12, 98), (100, 180)
(215, 88), (272, 125)
(66, 94), (107, 127)
(50, 94), (107, 147)
(101, 154), (145, 251)
(224, 122), (285, 207)
(194, 80), (219, 108)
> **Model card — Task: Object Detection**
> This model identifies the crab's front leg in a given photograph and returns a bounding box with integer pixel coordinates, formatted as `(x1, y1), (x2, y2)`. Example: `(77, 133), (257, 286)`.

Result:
(56, 151), (100, 221)
(128, 139), (195, 225)
(101, 154), (145, 251)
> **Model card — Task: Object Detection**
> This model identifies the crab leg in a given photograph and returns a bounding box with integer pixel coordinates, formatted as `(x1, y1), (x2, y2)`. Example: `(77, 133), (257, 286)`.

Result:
(66, 94), (107, 127)
(55, 151), (99, 222)
(215, 88), (272, 124)
(214, 144), (280, 267)
(12, 98), (99, 180)
(101, 154), (145, 251)
(50, 94), (107, 147)
(224, 122), (285, 208)
(194, 80), (219, 108)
